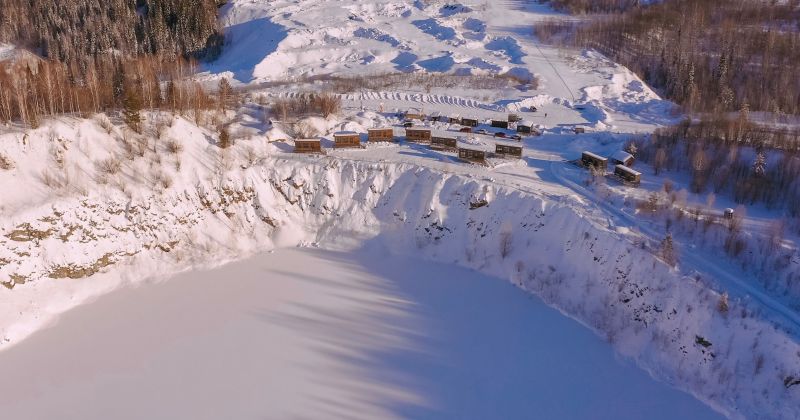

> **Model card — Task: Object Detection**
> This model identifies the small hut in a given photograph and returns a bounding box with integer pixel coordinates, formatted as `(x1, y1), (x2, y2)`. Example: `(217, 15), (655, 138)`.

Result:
(611, 151), (634, 167)
(368, 128), (394, 142)
(461, 117), (479, 127)
(517, 121), (536, 134)
(581, 151), (607, 170)
(574, 127), (586, 134)
(459, 147), (487, 164)
(294, 139), (322, 154)
(429, 111), (442, 122)
(334, 131), (361, 149)
(508, 113), (522, 122)
(495, 144), (523, 159)
(405, 108), (425, 120)
(614, 164), (641, 185)
(448, 114), (462, 124)
(406, 128), (432, 143)
(431, 136), (457, 151)
(491, 119), (510, 129)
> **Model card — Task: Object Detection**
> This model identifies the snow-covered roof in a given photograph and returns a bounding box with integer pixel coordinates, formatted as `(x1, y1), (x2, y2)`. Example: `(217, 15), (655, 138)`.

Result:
(612, 151), (634, 162)
(519, 120), (535, 127)
(334, 131), (359, 136)
(615, 164), (641, 176)
(368, 127), (393, 131)
(582, 151), (607, 161)
(296, 138), (321, 142)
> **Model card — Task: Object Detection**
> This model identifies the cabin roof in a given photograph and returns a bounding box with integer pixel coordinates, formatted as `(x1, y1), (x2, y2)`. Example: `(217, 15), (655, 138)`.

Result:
(296, 138), (321, 142)
(519, 120), (535, 127)
(612, 151), (634, 162)
(582, 151), (607, 161)
(368, 127), (393, 132)
(615, 164), (641, 176)
(334, 131), (359, 136)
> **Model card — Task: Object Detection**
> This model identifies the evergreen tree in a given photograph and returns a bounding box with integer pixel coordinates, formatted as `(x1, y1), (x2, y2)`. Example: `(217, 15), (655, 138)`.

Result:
(659, 233), (678, 267)
(122, 81), (143, 133)
(218, 125), (231, 148)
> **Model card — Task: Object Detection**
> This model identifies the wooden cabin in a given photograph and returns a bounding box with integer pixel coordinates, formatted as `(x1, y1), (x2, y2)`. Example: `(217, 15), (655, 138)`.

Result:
(574, 127), (586, 134)
(405, 128), (432, 143)
(611, 150), (634, 167)
(461, 117), (479, 127)
(405, 108), (425, 120)
(614, 164), (641, 185)
(333, 131), (362, 149)
(517, 121), (535, 134)
(294, 139), (322, 154)
(724, 208), (735, 219)
(495, 144), (523, 159)
(448, 114), (462, 124)
(581, 151), (607, 170)
(491, 119), (510, 129)
(368, 128), (394, 142)
(508, 113), (522, 122)
(430, 136), (457, 151)
(429, 111), (442, 122)
(459, 147), (487, 164)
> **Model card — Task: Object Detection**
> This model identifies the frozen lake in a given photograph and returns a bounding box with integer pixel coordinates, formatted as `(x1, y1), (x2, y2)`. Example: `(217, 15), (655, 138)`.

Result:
(0, 248), (722, 420)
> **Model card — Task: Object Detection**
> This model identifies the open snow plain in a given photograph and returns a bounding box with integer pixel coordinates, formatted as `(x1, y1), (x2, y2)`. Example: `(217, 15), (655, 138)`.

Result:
(0, 248), (721, 420)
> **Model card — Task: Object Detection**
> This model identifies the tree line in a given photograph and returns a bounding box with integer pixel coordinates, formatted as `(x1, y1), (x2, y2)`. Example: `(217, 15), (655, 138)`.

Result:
(631, 116), (800, 216)
(0, 0), (229, 127)
(0, 0), (225, 67)
(538, 0), (800, 116)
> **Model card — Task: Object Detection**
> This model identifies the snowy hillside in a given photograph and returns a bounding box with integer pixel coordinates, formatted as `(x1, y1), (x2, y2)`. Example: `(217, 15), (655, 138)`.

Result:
(1, 0), (800, 419)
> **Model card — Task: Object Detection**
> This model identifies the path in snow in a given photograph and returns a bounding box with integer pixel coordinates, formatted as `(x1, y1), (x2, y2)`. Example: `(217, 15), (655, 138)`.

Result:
(0, 248), (722, 420)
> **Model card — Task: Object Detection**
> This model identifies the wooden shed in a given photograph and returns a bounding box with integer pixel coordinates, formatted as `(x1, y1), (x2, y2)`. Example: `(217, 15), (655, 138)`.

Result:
(429, 111), (442, 122)
(448, 114), (462, 124)
(491, 119), (510, 129)
(508, 113), (522, 122)
(611, 150), (634, 167)
(459, 147), (487, 164)
(517, 121), (535, 134)
(333, 131), (362, 149)
(368, 128), (394, 142)
(614, 164), (641, 185)
(406, 128), (432, 143)
(581, 151), (607, 170)
(495, 144), (523, 159)
(294, 139), (322, 154)
(431, 136), (457, 151)
(461, 117), (479, 127)
(405, 108), (425, 120)
(574, 127), (586, 134)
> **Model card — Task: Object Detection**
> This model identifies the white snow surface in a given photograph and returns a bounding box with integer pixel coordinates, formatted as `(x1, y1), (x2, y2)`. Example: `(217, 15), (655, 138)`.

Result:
(0, 248), (722, 420)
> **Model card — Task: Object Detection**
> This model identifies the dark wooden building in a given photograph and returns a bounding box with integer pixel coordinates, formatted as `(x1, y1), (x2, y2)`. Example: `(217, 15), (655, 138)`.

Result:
(611, 151), (634, 167)
(406, 128), (432, 143)
(508, 113), (522, 122)
(431, 136), (457, 151)
(333, 131), (362, 149)
(495, 144), (523, 158)
(459, 147), (487, 164)
(614, 164), (641, 185)
(517, 121), (535, 134)
(448, 114), (462, 124)
(574, 127), (586, 134)
(461, 117), (479, 127)
(581, 151), (607, 170)
(368, 128), (394, 142)
(294, 139), (323, 154)
(491, 119), (510, 129)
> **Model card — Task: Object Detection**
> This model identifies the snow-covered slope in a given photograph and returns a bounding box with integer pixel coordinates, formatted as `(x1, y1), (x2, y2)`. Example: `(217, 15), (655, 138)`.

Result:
(0, 115), (799, 419)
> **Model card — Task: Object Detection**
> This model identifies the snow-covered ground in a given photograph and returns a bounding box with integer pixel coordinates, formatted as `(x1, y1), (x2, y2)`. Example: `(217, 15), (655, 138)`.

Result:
(1, 0), (800, 419)
(0, 248), (722, 420)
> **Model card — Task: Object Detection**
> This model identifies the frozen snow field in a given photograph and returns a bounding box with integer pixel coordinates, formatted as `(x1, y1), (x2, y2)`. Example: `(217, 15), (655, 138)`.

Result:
(0, 248), (721, 420)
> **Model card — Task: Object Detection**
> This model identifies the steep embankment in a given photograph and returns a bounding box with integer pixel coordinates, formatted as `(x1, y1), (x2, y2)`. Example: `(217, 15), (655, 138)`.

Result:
(0, 117), (798, 419)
